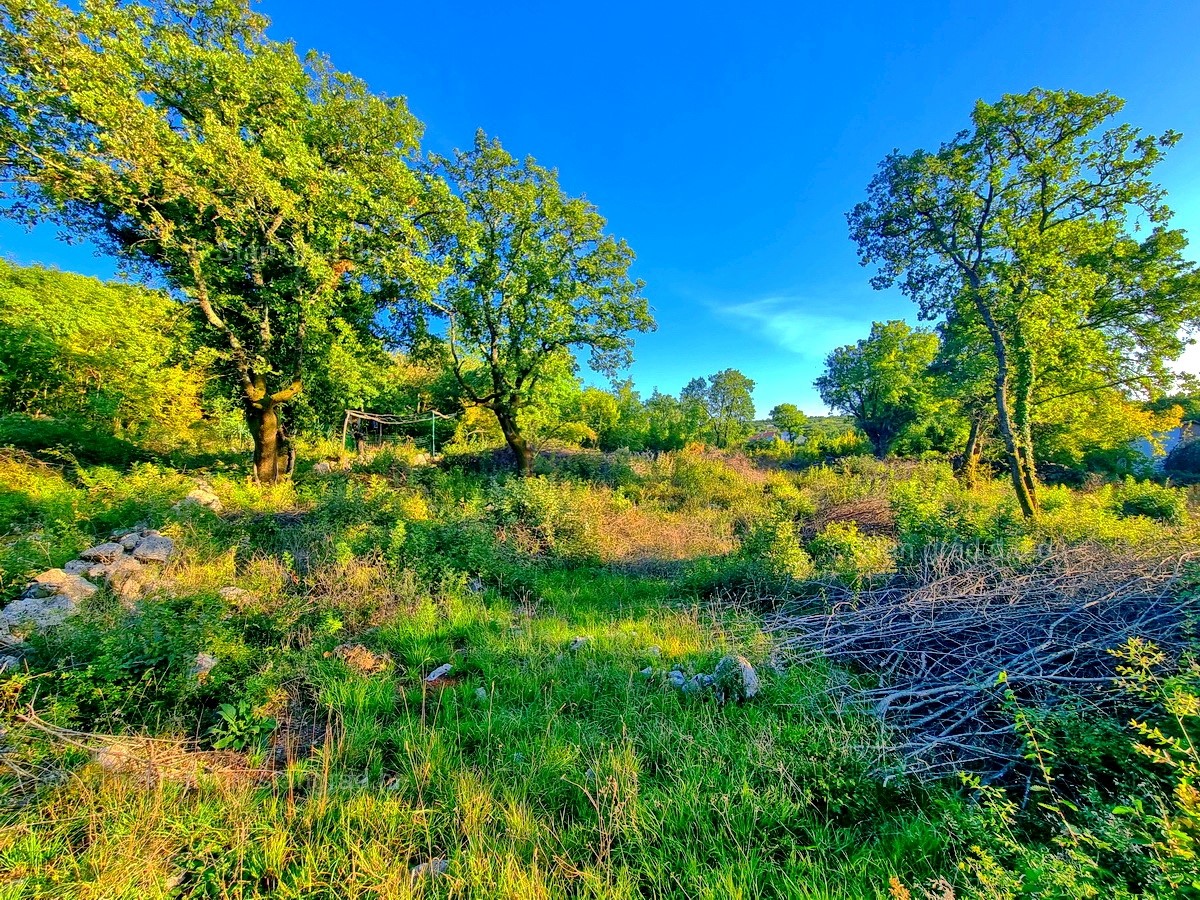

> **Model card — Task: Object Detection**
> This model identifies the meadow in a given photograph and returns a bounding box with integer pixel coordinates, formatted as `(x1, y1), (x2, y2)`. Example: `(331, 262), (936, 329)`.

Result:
(2, 439), (1197, 899)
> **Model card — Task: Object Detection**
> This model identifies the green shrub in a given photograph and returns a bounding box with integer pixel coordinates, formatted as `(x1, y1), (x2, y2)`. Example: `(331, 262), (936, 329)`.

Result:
(808, 521), (895, 586)
(1110, 477), (1188, 525)
(0, 413), (146, 467)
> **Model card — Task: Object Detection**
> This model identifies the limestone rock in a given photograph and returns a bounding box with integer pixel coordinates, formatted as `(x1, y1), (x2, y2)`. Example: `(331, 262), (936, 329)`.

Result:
(568, 636), (588, 652)
(24, 569), (97, 603)
(1, 592), (80, 633)
(119, 532), (141, 551)
(313, 461), (333, 476)
(425, 663), (453, 683)
(175, 486), (222, 513)
(190, 652), (218, 681)
(80, 542), (125, 563)
(714, 654), (760, 702)
(63, 559), (91, 576)
(0, 654), (21, 673)
(410, 858), (448, 879)
(133, 533), (175, 563)
(218, 586), (256, 605)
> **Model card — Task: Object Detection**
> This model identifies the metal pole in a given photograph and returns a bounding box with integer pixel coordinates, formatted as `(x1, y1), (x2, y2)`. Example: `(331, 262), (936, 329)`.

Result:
(431, 411), (436, 455)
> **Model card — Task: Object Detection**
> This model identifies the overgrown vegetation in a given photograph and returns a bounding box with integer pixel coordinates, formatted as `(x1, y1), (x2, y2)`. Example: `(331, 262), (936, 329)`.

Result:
(1, 2), (1199, 897)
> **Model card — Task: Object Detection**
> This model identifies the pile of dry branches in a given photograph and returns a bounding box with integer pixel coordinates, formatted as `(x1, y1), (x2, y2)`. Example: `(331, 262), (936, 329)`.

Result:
(767, 543), (1200, 778)
(801, 495), (896, 539)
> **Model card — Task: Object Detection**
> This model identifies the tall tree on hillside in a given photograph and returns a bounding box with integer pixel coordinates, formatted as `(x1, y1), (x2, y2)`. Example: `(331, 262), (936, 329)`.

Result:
(0, 0), (438, 481)
(769, 403), (808, 446)
(848, 88), (1200, 516)
(416, 132), (654, 475)
(815, 320), (939, 458)
(684, 369), (756, 448)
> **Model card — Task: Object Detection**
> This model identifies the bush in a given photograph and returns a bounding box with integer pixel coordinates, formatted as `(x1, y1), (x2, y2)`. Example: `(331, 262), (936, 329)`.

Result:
(0, 413), (146, 467)
(808, 521), (895, 586)
(1110, 477), (1187, 525)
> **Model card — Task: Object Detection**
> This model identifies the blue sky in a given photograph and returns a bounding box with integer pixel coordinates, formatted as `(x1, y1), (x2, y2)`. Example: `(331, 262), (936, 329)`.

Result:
(3, 0), (1200, 415)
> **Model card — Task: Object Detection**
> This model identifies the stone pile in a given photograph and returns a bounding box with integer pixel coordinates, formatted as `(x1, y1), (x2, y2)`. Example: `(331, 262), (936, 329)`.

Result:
(0, 529), (178, 664)
(641, 653), (761, 704)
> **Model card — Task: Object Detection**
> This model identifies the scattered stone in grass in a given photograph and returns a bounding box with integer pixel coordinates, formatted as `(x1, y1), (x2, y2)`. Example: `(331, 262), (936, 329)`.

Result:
(312, 461), (333, 476)
(119, 532), (141, 551)
(647, 645), (662, 657)
(410, 858), (448, 880)
(714, 654), (760, 702)
(475, 686), (488, 702)
(80, 542), (125, 563)
(0, 593), (82, 634)
(667, 670), (687, 689)
(62, 559), (90, 576)
(175, 485), (222, 514)
(0, 654), (21, 673)
(190, 652), (218, 682)
(426, 663), (453, 683)
(132, 533), (175, 563)
(640, 666), (654, 677)
(326, 643), (391, 675)
(218, 586), (256, 605)
(568, 636), (588, 651)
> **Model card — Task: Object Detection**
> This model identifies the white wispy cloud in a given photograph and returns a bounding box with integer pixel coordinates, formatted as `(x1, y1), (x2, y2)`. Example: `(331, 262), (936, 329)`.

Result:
(708, 295), (884, 361)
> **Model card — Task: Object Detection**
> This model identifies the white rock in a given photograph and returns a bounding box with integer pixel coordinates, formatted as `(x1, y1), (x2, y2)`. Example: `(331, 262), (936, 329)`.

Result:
(63, 559), (90, 575)
(218, 586), (256, 604)
(410, 858), (448, 879)
(425, 663), (453, 683)
(24, 569), (97, 603)
(1, 593), (79, 633)
(175, 486), (222, 513)
(80, 542), (125, 563)
(475, 686), (489, 702)
(190, 652), (218, 681)
(119, 532), (142, 551)
(568, 636), (588, 652)
(133, 534), (175, 563)
(714, 654), (760, 702)
(0, 654), (21, 673)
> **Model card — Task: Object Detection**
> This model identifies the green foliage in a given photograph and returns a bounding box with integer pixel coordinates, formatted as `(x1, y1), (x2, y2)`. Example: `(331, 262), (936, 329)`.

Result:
(849, 87), (1200, 517)
(682, 369), (757, 449)
(815, 320), (945, 458)
(0, 414), (146, 468)
(415, 132), (654, 473)
(1110, 477), (1188, 525)
(807, 521), (895, 586)
(0, 260), (210, 450)
(209, 700), (277, 752)
(0, 0), (438, 480)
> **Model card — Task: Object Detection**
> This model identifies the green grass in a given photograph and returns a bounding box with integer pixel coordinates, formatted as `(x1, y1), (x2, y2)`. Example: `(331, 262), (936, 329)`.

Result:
(1, 445), (1197, 898)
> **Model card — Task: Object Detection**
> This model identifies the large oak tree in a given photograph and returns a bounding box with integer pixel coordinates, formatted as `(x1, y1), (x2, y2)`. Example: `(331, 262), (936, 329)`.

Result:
(848, 88), (1200, 516)
(0, 0), (439, 481)
(416, 132), (653, 475)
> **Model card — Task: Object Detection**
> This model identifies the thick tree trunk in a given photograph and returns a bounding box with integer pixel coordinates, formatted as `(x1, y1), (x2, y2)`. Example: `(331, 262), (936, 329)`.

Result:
(958, 416), (985, 489)
(493, 405), (534, 476)
(247, 401), (294, 484)
(974, 294), (1037, 518)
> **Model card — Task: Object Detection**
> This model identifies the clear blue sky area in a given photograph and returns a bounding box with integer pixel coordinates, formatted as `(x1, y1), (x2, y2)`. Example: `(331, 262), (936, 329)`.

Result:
(3, 0), (1200, 415)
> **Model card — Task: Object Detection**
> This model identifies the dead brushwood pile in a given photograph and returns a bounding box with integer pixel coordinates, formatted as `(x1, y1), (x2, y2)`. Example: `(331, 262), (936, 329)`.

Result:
(767, 544), (1200, 778)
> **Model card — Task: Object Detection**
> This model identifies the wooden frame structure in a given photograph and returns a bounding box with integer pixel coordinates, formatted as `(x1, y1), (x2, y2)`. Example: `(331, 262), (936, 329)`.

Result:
(340, 409), (455, 454)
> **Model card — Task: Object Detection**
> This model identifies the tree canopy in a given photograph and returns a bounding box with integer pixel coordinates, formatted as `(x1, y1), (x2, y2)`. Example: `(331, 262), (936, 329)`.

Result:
(0, 0), (439, 480)
(415, 132), (654, 474)
(815, 320), (940, 458)
(848, 88), (1200, 515)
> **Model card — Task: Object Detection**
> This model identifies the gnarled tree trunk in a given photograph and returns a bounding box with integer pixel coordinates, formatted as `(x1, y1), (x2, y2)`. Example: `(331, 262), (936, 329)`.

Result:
(493, 405), (534, 476)
(247, 400), (295, 484)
